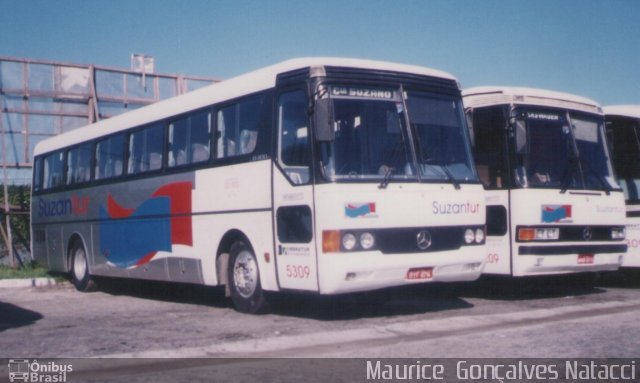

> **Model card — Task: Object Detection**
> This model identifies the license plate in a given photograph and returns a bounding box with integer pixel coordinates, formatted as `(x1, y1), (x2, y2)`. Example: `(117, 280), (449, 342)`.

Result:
(578, 254), (594, 264)
(406, 267), (433, 280)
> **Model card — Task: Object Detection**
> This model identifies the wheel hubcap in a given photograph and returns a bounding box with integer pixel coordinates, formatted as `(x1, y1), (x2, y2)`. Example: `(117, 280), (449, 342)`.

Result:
(233, 250), (258, 298)
(73, 248), (87, 281)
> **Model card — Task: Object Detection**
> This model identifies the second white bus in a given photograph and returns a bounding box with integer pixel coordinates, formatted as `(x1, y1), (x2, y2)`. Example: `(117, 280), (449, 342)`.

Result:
(463, 87), (626, 277)
(31, 58), (487, 313)
(604, 105), (640, 268)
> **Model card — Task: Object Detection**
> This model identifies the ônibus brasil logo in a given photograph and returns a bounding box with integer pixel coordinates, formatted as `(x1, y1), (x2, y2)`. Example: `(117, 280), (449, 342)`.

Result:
(7, 359), (72, 382)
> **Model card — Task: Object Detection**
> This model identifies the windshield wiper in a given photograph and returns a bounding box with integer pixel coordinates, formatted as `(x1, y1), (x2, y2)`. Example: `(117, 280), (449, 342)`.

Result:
(439, 163), (461, 190)
(378, 135), (405, 189)
(378, 166), (395, 189)
(420, 155), (461, 189)
(578, 156), (611, 195)
(560, 159), (577, 194)
(560, 157), (611, 194)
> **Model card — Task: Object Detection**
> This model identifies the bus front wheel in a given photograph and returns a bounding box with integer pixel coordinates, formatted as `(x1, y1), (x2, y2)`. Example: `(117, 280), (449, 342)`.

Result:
(227, 241), (267, 314)
(70, 241), (96, 292)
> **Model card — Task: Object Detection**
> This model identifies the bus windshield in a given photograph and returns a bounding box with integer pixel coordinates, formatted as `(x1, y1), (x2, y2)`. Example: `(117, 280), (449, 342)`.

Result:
(319, 87), (477, 184)
(324, 96), (415, 180)
(607, 116), (640, 203)
(407, 93), (477, 182)
(514, 109), (618, 191)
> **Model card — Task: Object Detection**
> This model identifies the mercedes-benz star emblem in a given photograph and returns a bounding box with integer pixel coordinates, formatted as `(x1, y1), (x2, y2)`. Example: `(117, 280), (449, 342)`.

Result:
(583, 227), (593, 241)
(416, 230), (432, 250)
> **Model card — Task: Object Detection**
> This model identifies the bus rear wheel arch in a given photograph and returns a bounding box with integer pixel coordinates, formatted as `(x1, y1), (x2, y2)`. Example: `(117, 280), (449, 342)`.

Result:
(68, 236), (96, 292)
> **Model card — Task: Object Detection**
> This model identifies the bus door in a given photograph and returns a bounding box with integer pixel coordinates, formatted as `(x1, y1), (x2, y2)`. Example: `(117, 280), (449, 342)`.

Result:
(272, 88), (319, 291)
(471, 106), (512, 275)
(485, 193), (512, 274)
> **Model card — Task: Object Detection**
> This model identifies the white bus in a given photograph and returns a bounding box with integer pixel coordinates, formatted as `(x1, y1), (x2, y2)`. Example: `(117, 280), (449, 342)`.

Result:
(31, 58), (486, 313)
(463, 87), (626, 277)
(604, 105), (640, 268)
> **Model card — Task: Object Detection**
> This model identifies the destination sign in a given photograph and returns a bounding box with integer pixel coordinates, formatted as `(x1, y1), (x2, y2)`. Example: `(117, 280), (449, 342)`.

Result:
(526, 112), (562, 121)
(330, 86), (396, 100)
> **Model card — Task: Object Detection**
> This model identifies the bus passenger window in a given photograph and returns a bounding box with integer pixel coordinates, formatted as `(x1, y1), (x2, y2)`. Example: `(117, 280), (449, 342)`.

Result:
(67, 144), (92, 185)
(43, 151), (65, 190)
(128, 124), (164, 174)
(95, 135), (124, 180)
(216, 95), (264, 160)
(169, 110), (211, 167)
(33, 158), (43, 192)
(278, 90), (310, 184)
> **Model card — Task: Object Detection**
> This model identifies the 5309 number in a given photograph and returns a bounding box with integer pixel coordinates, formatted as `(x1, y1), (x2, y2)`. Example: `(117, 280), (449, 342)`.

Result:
(286, 265), (311, 279)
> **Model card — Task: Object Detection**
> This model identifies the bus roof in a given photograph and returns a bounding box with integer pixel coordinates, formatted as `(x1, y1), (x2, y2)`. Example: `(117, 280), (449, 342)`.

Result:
(462, 86), (602, 115)
(603, 105), (640, 119)
(34, 57), (457, 157)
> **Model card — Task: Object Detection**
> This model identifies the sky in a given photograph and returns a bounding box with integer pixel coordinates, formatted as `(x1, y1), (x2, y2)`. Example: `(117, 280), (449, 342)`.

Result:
(1, 0), (638, 106)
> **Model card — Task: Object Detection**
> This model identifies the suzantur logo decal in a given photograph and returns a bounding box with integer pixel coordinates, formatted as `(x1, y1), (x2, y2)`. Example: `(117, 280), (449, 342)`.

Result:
(345, 202), (377, 218)
(432, 201), (480, 215)
(37, 194), (89, 217)
(542, 204), (573, 223)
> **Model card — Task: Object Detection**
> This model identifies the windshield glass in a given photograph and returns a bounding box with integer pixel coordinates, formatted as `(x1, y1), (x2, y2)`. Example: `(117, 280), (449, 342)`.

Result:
(318, 85), (478, 184)
(514, 108), (618, 191)
(607, 117), (640, 202)
(407, 93), (478, 182)
(320, 87), (416, 180)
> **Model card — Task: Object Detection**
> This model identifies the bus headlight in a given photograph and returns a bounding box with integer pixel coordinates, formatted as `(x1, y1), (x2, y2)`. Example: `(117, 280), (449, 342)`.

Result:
(342, 232), (357, 251)
(475, 228), (485, 244)
(323, 230), (378, 253)
(360, 232), (375, 250)
(464, 228), (475, 244)
(611, 227), (626, 240)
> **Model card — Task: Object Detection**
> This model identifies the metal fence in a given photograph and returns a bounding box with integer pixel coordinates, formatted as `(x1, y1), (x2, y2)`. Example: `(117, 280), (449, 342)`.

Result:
(0, 56), (219, 264)
(0, 56), (219, 184)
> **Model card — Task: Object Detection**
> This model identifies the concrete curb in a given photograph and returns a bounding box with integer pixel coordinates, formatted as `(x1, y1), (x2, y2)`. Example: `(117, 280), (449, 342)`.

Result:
(0, 277), (67, 288)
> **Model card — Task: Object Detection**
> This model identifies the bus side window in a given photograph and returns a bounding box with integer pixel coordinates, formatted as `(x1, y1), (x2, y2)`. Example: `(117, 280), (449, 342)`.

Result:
(95, 134), (124, 180)
(33, 157), (42, 192)
(43, 151), (65, 190)
(128, 124), (164, 174)
(216, 95), (264, 160)
(169, 110), (211, 167)
(278, 90), (310, 185)
(66, 143), (92, 185)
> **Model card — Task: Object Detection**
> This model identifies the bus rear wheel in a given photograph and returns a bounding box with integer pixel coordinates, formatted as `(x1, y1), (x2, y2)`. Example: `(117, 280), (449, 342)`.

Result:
(227, 241), (267, 314)
(70, 240), (96, 292)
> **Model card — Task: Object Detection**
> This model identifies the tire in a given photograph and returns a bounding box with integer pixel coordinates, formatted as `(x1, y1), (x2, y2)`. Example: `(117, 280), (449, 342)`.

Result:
(227, 241), (267, 314)
(70, 240), (96, 292)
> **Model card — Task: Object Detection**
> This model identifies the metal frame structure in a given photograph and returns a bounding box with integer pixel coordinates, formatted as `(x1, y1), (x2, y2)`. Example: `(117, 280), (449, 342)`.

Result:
(0, 55), (219, 265)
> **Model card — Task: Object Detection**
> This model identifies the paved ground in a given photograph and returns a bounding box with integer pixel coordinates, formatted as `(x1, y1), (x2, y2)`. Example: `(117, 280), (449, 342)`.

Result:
(0, 272), (639, 381)
(1, 272), (638, 357)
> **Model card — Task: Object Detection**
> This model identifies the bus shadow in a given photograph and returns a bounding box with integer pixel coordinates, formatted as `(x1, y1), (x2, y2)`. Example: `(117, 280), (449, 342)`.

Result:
(454, 275), (608, 301)
(597, 269), (640, 289)
(94, 277), (473, 320)
(93, 277), (231, 308)
(88, 274), (613, 319)
(268, 283), (474, 320)
(0, 302), (43, 332)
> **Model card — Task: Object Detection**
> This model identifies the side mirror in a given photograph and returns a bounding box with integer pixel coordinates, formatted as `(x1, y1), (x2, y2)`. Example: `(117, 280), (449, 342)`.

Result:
(314, 98), (335, 141)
